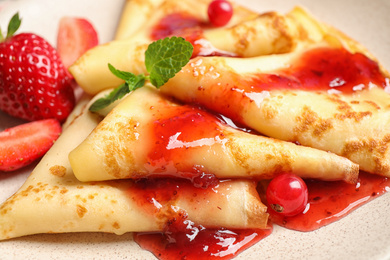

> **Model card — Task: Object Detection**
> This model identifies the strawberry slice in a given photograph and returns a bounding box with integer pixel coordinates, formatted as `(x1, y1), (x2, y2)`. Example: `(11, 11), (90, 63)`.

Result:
(57, 17), (99, 69)
(0, 119), (62, 172)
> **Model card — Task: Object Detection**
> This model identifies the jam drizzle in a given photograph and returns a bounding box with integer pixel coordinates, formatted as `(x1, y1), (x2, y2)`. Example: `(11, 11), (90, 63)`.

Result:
(134, 226), (272, 260)
(151, 13), (237, 58)
(145, 103), (225, 186)
(266, 172), (390, 231)
(150, 13), (207, 41)
(247, 47), (389, 93)
(128, 178), (273, 260)
(184, 47), (389, 128)
(142, 10), (390, 260)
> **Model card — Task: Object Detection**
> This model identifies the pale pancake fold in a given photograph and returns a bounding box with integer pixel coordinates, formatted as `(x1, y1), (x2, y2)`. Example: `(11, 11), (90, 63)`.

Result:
(2, 0), (388, 244)
(160, 47), (390, 176)
(114, 0), (259, 41)
(69, 86), (357, 183)
(0, 93), (268, 241)
(69, 3), (325, 95)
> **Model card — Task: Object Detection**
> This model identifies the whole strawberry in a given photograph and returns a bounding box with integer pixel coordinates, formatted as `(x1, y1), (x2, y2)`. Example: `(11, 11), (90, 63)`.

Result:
(0, 13), (75, 123)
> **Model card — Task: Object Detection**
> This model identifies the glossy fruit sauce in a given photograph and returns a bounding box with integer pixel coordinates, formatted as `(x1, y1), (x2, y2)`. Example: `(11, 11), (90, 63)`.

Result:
(134, 227), (272, 260)
(260, 171), (390, 232)
(133, 11), (390, 260)
(130, 177), (273, 260)
(247, 47), (388, 93)
(132, 173), (390, 259)
(186, 47), (390, 127)
(132, 99), (390, 259)
(151, 12), (237, 58)
(145, 103), (225, 187)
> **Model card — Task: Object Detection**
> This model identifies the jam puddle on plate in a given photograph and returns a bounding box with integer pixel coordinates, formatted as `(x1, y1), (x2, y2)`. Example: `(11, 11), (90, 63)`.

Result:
(132, 172), (390, 259)
(268, 171), (390, 231)
(134, 225), (272, 260)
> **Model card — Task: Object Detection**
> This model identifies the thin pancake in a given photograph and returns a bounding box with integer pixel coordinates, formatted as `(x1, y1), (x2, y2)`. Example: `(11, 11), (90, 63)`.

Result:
(160, 44), (390, 176)
(0, 92), (268, 241)
(69, 86), (358, 183)
(69, 6), (326, 95)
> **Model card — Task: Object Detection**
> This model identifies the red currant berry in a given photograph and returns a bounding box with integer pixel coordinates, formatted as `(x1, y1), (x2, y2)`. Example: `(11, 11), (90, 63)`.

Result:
(207, 0), (233, 27)
(266, 173), (308, 217)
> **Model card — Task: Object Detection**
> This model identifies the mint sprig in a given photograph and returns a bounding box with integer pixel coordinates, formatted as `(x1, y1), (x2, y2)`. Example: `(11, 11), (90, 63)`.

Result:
(145, 36), (194, 87)
(89, 36), (193, 112)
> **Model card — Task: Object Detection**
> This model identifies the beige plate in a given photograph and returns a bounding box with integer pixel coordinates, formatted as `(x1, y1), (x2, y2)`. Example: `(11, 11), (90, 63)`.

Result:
(1, 0), (390, 259)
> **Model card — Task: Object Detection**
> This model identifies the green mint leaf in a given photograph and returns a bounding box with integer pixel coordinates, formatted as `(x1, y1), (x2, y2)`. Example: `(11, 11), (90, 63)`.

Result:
(108, 63), (146, 90)
(131, 75), (146, 90)
(89, 83), (129, 112)
(108, 63), (134, 81)
(89, 64), (146, 112)
(145, 36), (193, 88)
(6, 13), (21, 39)
(89, 37), (193, 112)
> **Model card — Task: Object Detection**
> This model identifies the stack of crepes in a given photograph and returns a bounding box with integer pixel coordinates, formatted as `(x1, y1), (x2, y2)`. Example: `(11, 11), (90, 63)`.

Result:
(1, 0), (389, 244)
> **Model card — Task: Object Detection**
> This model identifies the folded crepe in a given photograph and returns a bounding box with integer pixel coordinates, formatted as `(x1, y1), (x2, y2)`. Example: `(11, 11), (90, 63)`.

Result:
(70, 0), (256, 95)
(108, 0), (390, 177)
(114, 0), (258, 41)
(159, 41), (390, 176)
(69, 86), (357, 183)
(0, 92), (268, 241)
(114, 0), (165, 41)
(69, 2), (326, 95)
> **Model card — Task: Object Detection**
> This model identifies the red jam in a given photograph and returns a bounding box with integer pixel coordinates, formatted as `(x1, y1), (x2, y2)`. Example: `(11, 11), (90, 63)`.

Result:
(136, 64), (389, 257)
(134, 226), (272, 260)
(151, 13), (237, 58)
(130, 171), (390, 259)
(248, 48), (388, 93)
(131, 102), (390, 259)
(187, 47), (389, 126)
(145, 103), (224, 186)
(128, 178), (273, 259)
(266, 171), (390, 231)
(150, 13), (207, 41)
(140, 13), (390, 259)
(128, 177), (220, 216)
